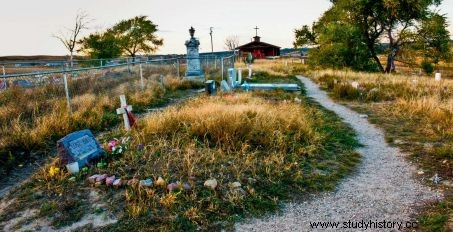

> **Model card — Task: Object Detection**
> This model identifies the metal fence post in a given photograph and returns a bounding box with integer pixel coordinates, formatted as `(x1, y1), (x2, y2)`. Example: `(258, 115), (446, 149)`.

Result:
(140, 63), (144, 91)
(221, 57), (224, 81)
(63, 65), (72, 114)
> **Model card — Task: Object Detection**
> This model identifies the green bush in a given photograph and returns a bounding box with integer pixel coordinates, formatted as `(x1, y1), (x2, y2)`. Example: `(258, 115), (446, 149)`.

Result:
(421, 61), (434, 75)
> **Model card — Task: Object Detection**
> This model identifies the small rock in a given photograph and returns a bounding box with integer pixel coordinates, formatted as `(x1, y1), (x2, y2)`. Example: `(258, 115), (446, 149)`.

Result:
(183, 182), (192, 190)
(113, 179), (122, 187)
(247, 178), (257, 184)
(229, 182), (242, 189)
(417, 171), (425, 175)
(106, 176), (116, 186)
(359, 114), (368, 119)
(88, 174), (100, 183)
(96, 174), (108, 183)
(351, 81), (360, 89)
(167, 183), (179, 192)
(127, 178), (139, 186)
(137, 144), (144, 151)
(68, 177), (76, 182)
(294, 97), (302, 103)
(155, 177), (166, 187)
(432, 173), (442, 184)
(204, 179), (218, 190)
(139, 179), (153, 187)
(442, 160), (448, 164)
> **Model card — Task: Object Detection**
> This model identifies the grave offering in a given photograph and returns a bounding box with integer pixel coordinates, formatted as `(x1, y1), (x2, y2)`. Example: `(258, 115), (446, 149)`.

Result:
(116, 95), (135, 131)
(184, 27), (204, 80)
(167, 183), (179, 192)
(106, 176), (116, 186)
(139, 179), (153, 187)
(57, 129), (104, 168)
(239, 83), (301, 92)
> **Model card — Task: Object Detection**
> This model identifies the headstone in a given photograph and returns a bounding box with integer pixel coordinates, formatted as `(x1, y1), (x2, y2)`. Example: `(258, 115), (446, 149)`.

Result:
(351, 81), (359, 89)
(228, 68), (237, 87)
(435, 73), (441, 81)
(57, 129), (104, 168)
(220, 80), (231, 92)
(184, 27), (205, 80)
(116, 95), (133, 131)
(237, 68), (242, 86)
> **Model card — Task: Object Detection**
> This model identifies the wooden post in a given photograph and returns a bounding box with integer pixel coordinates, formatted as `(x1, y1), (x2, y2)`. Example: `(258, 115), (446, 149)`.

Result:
(116, 95), (133, 131)
(177, 58), (180, 78)
(63, 67), (72, 114)
(248, 64), (252, 78)
(140, 63), (144, 91)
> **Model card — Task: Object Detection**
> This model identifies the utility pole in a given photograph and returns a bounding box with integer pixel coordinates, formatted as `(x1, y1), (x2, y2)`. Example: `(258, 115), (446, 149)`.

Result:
(209, 27), (214, 53)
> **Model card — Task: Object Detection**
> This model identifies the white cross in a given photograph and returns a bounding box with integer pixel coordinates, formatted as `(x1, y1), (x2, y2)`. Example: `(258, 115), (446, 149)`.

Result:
(116, 95), (133, 131)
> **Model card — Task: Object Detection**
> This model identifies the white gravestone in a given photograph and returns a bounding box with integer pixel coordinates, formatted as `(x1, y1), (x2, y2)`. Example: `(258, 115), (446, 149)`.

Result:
(248, 65), (253, 78)
(237, 68), (242, 86)
(116, 95), (133, 131)
(228, 68), (236, 87)
(435, 73), (441, 81)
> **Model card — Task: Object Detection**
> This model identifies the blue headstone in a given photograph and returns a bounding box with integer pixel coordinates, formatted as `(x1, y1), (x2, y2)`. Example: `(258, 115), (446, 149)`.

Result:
(57, 129), (104, 167)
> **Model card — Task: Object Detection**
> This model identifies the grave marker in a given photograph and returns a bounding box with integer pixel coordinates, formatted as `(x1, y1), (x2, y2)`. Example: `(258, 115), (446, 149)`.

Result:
(237, 68), (242, 86)
(220, 80), (231, 92)
(435, 73), (442, 81)
(248, 65), (253, 79)
(57, 129), (104, 167)
(116, 95), (134, 131)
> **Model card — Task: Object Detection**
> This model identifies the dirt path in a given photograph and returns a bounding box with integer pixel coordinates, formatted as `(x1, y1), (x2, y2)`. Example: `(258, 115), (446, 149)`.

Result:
(236, 76), (440, 231)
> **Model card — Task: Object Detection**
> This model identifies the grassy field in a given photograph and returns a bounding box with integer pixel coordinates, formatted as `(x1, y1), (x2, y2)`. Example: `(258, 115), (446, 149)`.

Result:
(0, 65), (203, 176)
(0, 73), (360, 231)
(302, 68), (452, 231)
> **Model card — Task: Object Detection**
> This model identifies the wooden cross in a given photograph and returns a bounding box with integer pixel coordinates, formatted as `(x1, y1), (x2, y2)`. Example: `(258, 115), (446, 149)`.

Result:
(116, 95), (133, 131)
(254, 26), (259, 37)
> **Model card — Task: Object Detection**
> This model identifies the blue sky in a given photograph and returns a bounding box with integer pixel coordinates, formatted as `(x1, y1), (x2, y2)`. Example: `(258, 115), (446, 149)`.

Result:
(1, 0), (452, 56)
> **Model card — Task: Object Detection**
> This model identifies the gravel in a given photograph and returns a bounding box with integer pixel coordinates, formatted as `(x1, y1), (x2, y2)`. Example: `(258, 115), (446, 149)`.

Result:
(235, 76), (441, 231)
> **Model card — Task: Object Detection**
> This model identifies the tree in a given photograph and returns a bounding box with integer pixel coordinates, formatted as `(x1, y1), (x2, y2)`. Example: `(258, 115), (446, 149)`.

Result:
(111, 16), (163, 58)
(417, 13), (451, 66)
(224, 36), (240, 51)
(54, 12), (90, 67)
(294, 0), (450, 73)
(79, 30), (122, 59)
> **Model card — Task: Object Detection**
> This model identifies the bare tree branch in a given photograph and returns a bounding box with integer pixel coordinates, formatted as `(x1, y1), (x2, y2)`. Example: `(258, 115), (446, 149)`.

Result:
(224, 35), (240, 51)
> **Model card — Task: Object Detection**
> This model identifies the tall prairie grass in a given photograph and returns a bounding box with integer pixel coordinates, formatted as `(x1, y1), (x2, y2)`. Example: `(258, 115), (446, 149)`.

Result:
(0, 92), (360, 230)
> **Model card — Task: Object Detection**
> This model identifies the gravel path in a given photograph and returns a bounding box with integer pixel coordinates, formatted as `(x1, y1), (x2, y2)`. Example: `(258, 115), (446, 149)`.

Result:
(235, 76), (441, 232)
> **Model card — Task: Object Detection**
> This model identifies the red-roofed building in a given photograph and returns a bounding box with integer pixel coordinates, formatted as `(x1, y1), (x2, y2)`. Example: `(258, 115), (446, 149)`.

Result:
(237, 35), (281, 59)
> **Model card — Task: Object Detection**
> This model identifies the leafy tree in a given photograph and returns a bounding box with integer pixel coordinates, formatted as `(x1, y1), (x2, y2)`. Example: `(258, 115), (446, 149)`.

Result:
(111, 16), (163, 58)
(79, 31), (122, 59)
(417, 13), (451, 65)
(294, 0), (450, 73)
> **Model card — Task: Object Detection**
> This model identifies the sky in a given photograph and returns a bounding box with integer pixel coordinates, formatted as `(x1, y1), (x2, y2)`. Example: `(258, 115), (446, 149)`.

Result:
(1, 0), (452, 56)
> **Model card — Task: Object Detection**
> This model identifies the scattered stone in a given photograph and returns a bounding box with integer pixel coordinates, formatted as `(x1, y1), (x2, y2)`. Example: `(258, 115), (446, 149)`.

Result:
(155, 177), (166, 187)
(96, 174), (108, 183)
(247, 178), (257, 184)
(113, 179), (122, 187)
(88, 174), (100, 183)
(229, 182), (242, 189)
(127, 178), (139, 186)
(294, 97), (302, 103)
(106, 176), (116, 186)
(183, 182), (192, 190)
(68, 176), (76, 182)
(442, 180), (453, 188)
(137, 144), (144, 151)
(351, 81), (360, 89)
(359, 114), (368, 118)
(442, 160), (448, 164)
(432, 173), (442, 184)
(417, 171), (425, 175)
(167, 183), (179, 192)
(139, 179), (153, 187)
(204, 179), (218, 190)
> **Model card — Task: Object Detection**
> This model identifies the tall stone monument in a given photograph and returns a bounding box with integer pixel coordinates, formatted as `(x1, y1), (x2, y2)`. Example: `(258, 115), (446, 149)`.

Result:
(185, 27), (204, 80)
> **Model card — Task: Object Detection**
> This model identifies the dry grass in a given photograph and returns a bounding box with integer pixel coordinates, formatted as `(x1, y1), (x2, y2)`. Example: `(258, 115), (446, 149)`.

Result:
(0, 65), (203, 175)
(305, 69), (453, 231)
(0, 90), (360, 231)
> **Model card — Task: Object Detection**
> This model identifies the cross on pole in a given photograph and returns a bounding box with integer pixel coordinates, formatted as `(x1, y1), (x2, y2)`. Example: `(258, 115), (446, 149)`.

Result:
(254, 26), (259, 37)
(116, 95), (133, 131)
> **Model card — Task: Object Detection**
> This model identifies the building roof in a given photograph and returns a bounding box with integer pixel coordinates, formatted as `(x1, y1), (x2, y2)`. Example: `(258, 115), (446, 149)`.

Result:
(237, 36), (281, 50)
